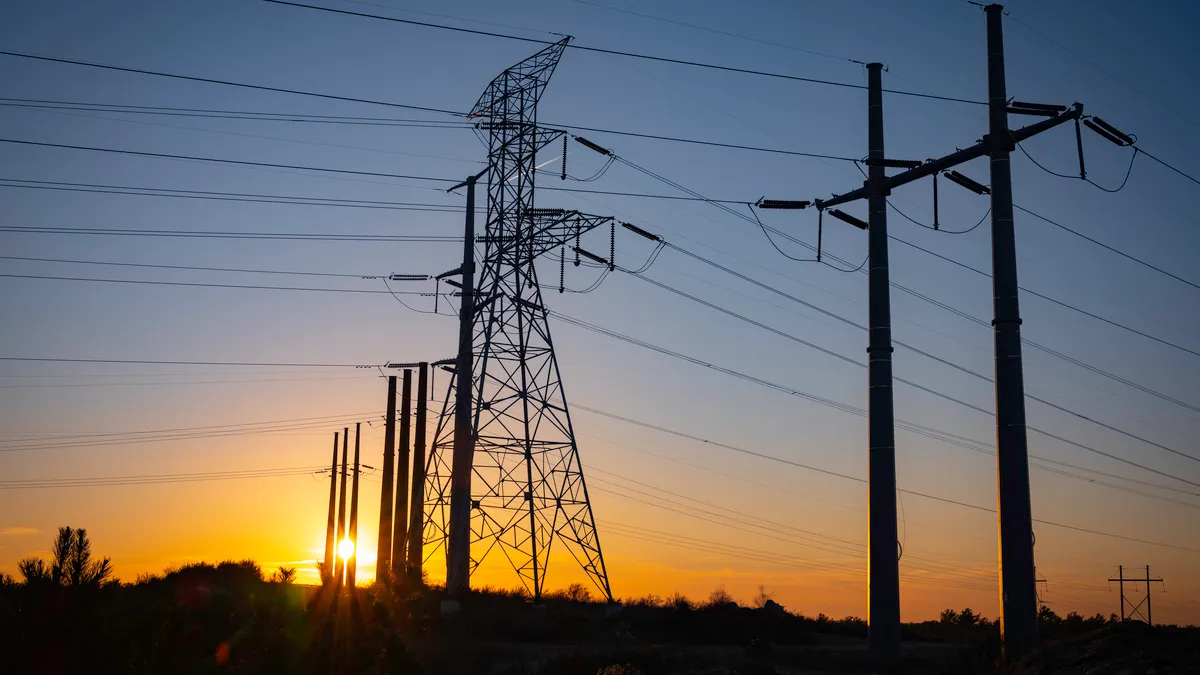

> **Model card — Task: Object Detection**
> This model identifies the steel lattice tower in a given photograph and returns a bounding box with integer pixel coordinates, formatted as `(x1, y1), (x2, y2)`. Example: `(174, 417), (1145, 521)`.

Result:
(423, 37), (614, 602)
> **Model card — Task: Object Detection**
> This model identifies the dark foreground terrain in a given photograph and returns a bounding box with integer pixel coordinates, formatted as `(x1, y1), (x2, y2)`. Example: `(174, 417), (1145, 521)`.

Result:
(2, 560), (1196, 674)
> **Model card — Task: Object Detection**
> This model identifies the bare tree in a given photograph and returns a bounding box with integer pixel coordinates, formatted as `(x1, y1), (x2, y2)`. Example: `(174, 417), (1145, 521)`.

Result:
(751, 585), (773, 609)
(705, 585), (736, 608)
(271, 567), (297, 584)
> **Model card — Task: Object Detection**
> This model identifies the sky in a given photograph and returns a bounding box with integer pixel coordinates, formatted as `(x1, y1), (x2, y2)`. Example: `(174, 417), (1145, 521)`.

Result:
(1, 0), (1199, 625)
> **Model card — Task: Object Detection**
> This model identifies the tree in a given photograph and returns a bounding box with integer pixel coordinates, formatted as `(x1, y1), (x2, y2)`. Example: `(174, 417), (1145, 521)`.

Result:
(54, 527), (113, 587)
(18, 526), (113, 587)
(17, 557), (51, 584)
(751, 584), (773, 609)
(939, 608), (960, 624)
(1037, 604), (1061, 623)
(271, 567), (297, 584)
(560, 582), (592, 602)
(704, 585), (736, 608)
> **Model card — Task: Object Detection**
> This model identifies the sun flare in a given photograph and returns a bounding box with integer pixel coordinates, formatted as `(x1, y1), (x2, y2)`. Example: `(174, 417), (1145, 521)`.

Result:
(337, 537), (355, 560)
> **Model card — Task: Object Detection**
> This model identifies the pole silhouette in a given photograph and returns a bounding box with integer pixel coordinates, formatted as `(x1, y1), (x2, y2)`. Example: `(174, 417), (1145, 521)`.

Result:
(864, 61), (901, 662)
(377, 375), (397, 579)
(335, 427), (349, 586)
(393, 369), (413, 578)
(772, 5), (1080, 660)
(323, 431), (339, 584)
(347, 422), (361, 587)
(447, 172), (480, 596)
(986, 4), (1037, 657)
(1109, 565), (1163, 625)
(407, 362), (428, 581)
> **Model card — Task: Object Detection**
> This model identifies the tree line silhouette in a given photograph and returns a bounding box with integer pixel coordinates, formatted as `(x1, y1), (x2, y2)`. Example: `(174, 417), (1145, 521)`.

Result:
(2, 526), (1194, 675)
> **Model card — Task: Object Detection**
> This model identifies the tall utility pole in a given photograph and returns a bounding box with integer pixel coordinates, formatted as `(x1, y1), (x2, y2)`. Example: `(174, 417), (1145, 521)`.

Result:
(347, 422), (361, 587)
(446, 170), (484, 597)
(406, 362), (429, 581)
(761, 4), (1083, 659)
(985, 5), (1037, 657)
(323, 431), (339, 585)
(376, 375), (397, 580)
(864, 61), (901, 662)
(392, 369), (413, 577)
(335, 427), (349, 586)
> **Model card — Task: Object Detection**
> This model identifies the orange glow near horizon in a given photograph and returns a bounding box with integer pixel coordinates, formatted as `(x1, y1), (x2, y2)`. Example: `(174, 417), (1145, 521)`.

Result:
(1, 391), (1197, 625)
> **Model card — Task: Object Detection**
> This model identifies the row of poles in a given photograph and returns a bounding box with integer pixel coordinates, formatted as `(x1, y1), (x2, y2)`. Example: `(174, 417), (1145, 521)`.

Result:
(320, 364), (430, 587)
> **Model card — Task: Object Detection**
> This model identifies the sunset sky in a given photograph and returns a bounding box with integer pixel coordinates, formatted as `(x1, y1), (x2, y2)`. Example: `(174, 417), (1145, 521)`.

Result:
(2, 0), (1198, 625)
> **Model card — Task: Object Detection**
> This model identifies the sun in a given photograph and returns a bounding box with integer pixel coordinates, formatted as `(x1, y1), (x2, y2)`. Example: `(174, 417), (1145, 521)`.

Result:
(337, 537), (355, 560)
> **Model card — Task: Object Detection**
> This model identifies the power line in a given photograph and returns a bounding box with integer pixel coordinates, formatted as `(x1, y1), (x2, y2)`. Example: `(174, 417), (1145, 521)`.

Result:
(0, 466), (325, 489)
(568, 404), (1200, 553)
(1015, 204), (1199, 291)
(0, 225), (458, 242)
(0, 413), (384, 453)
(550, 308), (1200, 490)
(0, 357), (376, 368)
(0, 98), (470, 127)
(0, 410), (380, 443)
(0, 138), (460, 184)
(0, 98), (859, 163)
(1005, 12), (1200, 132)
(661, 219), (1200, 414)
(0, 140), (747, 204)
(620, 265), (1200, 467)
(612, 277), (1200, 493)
(608, 138), (1200, 408)
(0, 374), (366, 389)
(0, 273), (441, 296)
(614, 151), (1200, 383)
(0, 50), (464, 116)
(260, 0), (988, 106)
(0, 178), (470, 212)
(1136, 146), (1200, 188)
(0, 255), (403, 280)
(566, 0), (863, 66)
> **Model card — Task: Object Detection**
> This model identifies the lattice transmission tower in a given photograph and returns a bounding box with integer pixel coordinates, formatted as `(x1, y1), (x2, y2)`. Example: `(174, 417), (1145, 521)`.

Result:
(423, 37), (615, 602)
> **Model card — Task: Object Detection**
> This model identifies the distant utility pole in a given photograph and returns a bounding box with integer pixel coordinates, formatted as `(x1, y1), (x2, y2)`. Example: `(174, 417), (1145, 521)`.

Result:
(335, 427), (349, 586)
(1110, 565), (1164, 626)
(392, 369), (413, 577)
(764, 4), (1083, 660)
(406, 362), (429, 582)
(446, 169), (485, 598)
(1035, 569), (1048, 612)
(376, 376), (398, 579)
(323, 431), (339, 585)
(347, 422), (361, 587)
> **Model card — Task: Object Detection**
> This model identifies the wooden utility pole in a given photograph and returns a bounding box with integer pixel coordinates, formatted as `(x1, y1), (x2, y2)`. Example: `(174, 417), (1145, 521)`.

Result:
(335, 427), (349, 586)
(406, 362), (429, 581)
(347, 422), (361, 587)
(323, 431), (339, 584)
(392, 369), (413, 578)
(376, 376), (398, 579)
